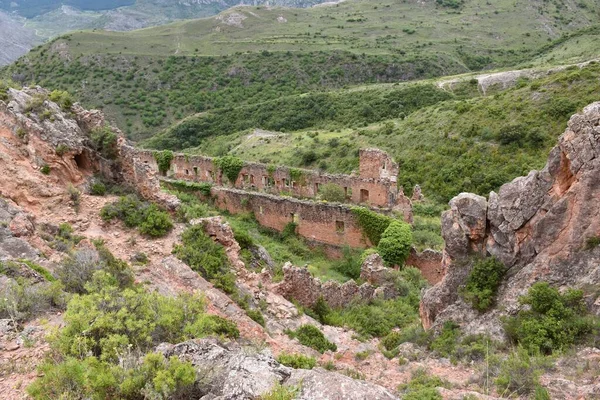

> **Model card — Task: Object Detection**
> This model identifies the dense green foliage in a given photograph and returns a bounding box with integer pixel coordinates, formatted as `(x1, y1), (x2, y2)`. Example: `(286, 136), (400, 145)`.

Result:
(276, 353), (316, 369)
(494, 346), (553, 397)
(351, 207), (393, 245)
(90, 125), (119, 160)
(165, 180), (212, 196)
(215, 155), (244, 184)
(154, 150), (174, 174)
(27, 352), (198, 400)
(318, 183), (346, 203)
(173, 224), (236, 293)
(377, 221), (413, 266)
(504, 282), (598, 355)
(48, 89), (73, 110)
(100, 195), (173, 237)
(462, 257), (506, 312)
(287, 324), (337, 353)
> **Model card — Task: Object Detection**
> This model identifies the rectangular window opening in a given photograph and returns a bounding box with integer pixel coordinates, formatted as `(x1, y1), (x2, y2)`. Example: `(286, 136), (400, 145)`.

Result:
(336, 221), (345, 233)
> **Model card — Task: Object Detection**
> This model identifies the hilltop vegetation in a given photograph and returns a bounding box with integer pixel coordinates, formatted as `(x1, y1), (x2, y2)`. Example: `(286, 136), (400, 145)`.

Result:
(3, 0), (600, 138)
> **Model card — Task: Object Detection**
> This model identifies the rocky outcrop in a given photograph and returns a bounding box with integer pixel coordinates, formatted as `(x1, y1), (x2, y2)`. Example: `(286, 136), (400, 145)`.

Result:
(274, 255), (399, 309)
(421, 102), (600, 334)
(158, 338), (398, 400)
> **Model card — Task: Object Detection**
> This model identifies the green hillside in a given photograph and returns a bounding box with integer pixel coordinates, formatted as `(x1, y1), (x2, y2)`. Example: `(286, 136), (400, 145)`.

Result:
(148, 61), (600, 203)
(3, 0), (600, 140)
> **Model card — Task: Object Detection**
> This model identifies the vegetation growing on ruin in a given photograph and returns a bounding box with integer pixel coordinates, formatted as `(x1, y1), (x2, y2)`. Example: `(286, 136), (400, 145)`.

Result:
(90, 125), (119, 160)
(214, 155), (244, 184)
(166, 180), (212, 197)
(378, 221), (413, 266)
(154, 150), (174, 174)
(351, 207), (393, 246)
(318, 183), (346, 203)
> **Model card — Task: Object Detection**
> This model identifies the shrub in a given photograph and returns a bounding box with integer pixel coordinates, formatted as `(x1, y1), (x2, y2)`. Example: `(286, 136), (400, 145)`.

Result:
(381, 331), (404, 351)
(27, 353), (197, 400)
(495, 346), (547, 396)
(49, 90), (73, 110)
(90, 125), (118, 159)
(90, 181), (106, 196)
(101, 196), (173, 238)
(57, 248), (102, 293)
(139, 205), (173, 238)
(260, 383), (299, 400)
(67, 184), (81, 211)
(56, 271), (236, 361)
(332, 246), (362, 279)
(154, 150), (174, 174)
(233, 227), (254, 249)
(55, 144), (71, 156)
(319, 183), (346, 202)
(288, 325), (337, 353)
(504, 282), (596, 354)
(246, 309), (265, 327)
(173, 224), (235, 294)
(430, 321), (460, 357)
(585, 236), (600, 250)
(215, 155), (244, 184)
(351, 207), (393, 245)
(462, 256), (505, 312)
(281, 222), (298, 239)
(0, 277), (66, 321)
(40, 164), (50, 174)
(277, 352), (316, 369)
(398, 368), (446, 400)
(377, 221), (412, 266)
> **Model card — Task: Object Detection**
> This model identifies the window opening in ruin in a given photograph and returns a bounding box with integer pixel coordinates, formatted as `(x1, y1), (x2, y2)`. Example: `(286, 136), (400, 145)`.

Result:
(185, 169), (189, 175)
(291, 213), (299, 223)
(382, 162), (386, 170)
(336, 221), (345, 233)
(360, 189), (370, 203)
(292, 181), (298, 189)
(193, 167), (198, 175)
(314, 183), (320, 193)
(250, 175), (255, 184)
(242, 174), (249, 183)
(283, 178), (289, 187)
(259, 206), (264, 215)
(344, 187), (348, 197)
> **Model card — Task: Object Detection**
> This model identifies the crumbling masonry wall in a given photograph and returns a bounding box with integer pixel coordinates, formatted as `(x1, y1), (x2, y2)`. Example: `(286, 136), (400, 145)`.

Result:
(159, 148), (406, 209)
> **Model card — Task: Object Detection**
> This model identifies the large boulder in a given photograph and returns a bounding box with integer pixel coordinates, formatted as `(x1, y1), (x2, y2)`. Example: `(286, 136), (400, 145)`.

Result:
(421, 102), (600, 334)
(159, 338), (398, 400)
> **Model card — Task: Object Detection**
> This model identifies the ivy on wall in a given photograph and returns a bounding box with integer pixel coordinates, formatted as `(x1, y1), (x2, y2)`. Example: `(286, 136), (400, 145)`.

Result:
(214, 155), (244, 184)
(289, 168), (305, 185)
(351, 207), (393, 245)
(154, 150), (174, 174)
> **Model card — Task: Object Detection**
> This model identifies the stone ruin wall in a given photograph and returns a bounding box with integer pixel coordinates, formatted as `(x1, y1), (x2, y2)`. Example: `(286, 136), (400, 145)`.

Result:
(151, 148), (406, 210)
(118, 143), (444, 283)
(211, 187), (369, 248)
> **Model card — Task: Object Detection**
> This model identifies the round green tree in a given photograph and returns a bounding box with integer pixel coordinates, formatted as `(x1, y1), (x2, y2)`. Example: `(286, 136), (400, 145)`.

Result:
(377, 221), (413, 267)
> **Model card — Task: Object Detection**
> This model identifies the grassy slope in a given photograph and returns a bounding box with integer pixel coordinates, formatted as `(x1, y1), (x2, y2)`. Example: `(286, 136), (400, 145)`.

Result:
(171, 62), (600, 203)
(3, 0), (600, 139)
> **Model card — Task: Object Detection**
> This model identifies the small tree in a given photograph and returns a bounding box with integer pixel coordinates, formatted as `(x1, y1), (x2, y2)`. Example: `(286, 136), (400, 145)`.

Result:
(319, 183), (346, 203)
(377, 221), (412, 266)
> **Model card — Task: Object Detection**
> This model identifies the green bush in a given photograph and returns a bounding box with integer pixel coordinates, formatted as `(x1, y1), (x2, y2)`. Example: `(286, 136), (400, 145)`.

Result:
(100, 195), (173, 238)
(90, 125), (118, 159)
(504, 282), (597, 354)
(40, 164), (51, 175)
(154, 150), (174, 174)
(319, 183), (346, 202)
(260, 383), (299, 400)
(215, 155), (244, 184)
(28, 353), (197, 400)
(377, 221), (412, 266)
(281, 222), (298, 239)
(49, 89), (73, 110)
(246, 309), (265, 327)
(233, 227), (254, 249)
(430, 321), (461, 357)
(495, 346), (549, 396)
(462, 257), (505, 312)
(398, 368), (446, 400)
(90, 181), (107, 196)
(332, 246), (362, 279)
(139, 205), (173, 238)
(276, 352), (316, 369)
(56, 271), (236, 361)
(351, 207), (393, 245)
(173, 224), (236, 294)
(585, 236), (600, 250)
(287, 325), (337, 353)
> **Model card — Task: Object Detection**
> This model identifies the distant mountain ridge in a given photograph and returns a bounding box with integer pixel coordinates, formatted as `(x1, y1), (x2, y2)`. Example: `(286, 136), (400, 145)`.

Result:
(0, 0), (333, 65)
